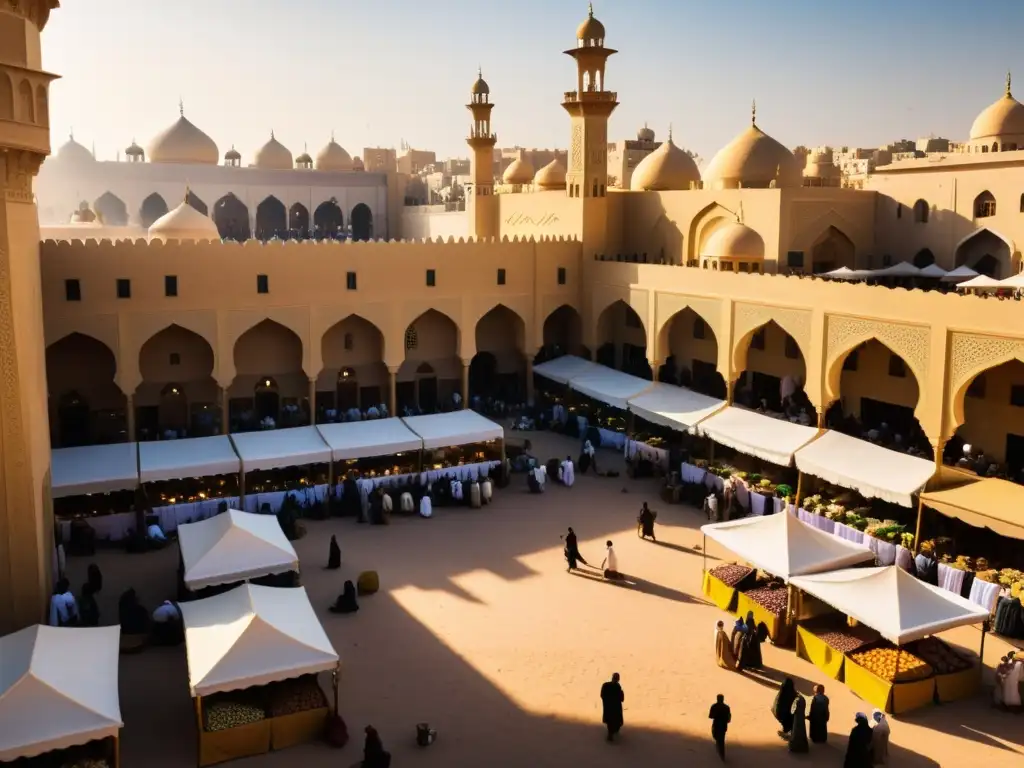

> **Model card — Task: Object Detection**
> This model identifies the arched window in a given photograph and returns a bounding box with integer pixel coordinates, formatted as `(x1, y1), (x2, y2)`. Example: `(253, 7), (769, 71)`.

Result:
(993, 142), (999, 152)
(913, 199), (929, 223)
(404, 325), (418, 350)
(343, 332), (353, 351)
(982, 145), (989, 153)
(974, 191), (997, 219)
(896, 203), (902, 219)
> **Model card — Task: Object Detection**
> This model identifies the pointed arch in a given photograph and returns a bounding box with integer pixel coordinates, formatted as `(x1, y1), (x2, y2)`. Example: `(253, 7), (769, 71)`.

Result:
(656, 306), (724, 396)
(288, 202), (310, 235)
(731, 320), (808, 411)
(93, 192), (128, 226)
(973, 190), (996, 219)
(0, 74), (12, 121)
(320, 314), (387, 414)
(255, 195), (287, 240)
(825, 334), (926, 424)
(950, 347), (1024, 434)
(351, 203), (373, 241)
(232, 319), (303, 378)
(912, 248), (935, 268)
(138, 324), (218, 438)
(539, 304), (583, 360)
(35, 84), (48, 127)
(473, 305), (527, 399)
(139, 193), (169, 228)
(686, 201), (733, 265)
(313, 199), (344, 238)
(213, 193), (251, 241)
(17, 79), (33, 122)
(46, 333), (125, 446)
(954, 227), (1014, 278)
(809, 226), (855, 273)
(913, 199), (929, 223)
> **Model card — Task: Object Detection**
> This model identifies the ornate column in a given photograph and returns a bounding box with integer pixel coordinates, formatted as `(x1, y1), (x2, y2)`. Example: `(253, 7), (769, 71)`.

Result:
(460, 359), (470, 408)
(388, 366), (398, 415)
(125, 394), (136, 441)
(308, 378), (317, 425)
(0, 0), (62, 634)
(220, 386), (229, 434)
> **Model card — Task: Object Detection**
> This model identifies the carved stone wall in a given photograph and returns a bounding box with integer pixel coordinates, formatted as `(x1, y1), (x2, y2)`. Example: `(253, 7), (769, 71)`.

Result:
(731, 302), (813, 370)
(947, 331), (1024, 429)
(654, 293), (725, 365)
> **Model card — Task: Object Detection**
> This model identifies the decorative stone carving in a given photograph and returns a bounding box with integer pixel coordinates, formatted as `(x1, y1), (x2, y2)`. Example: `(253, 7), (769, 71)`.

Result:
(826, 315), (930, 384)
(0, 150), (43, 204)
(655, 293), (724, 357)
(571, 125), (583, 170)
(948, 332), (1024, 415)
(0, 242), (30, 528)
(732, 303), (812, 362)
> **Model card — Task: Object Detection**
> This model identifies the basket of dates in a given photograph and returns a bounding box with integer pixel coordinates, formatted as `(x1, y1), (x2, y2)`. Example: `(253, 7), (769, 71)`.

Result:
(808, 624), (880, 654)
(744, 583), (788, 618)
(267, 675), (328, 718)
(708, 563), (754, 589)
(908, 637), (972, 675)
(203, 698), (267, 732)
(848, 645), (933, 683)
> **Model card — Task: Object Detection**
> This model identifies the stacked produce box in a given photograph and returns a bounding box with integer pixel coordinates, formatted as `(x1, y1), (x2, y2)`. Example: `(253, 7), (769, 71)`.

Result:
(848, 645), (933, 683)
(707, 564), (754, 589)
(266, 676), (329, 718)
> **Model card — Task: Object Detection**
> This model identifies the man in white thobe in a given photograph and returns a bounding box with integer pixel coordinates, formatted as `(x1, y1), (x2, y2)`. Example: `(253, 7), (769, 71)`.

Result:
(561, 456), (575, 487)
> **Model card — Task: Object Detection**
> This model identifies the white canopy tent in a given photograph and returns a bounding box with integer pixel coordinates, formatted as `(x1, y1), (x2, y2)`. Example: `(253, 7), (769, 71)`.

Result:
(626, 382), (725, 432)
(823, 266), (867, 280)
(871, 261), (921, 278)
(402, 410), (503, 450)
(0, 625), (122, 761)
(317, 418), (422, 461)
(569, 368), (655, 410)
(180, 584), (338, 697)
(794, 430), (936, 507)
(917, 263), (947, 279)
(998, 272), (1024, 289)
(532, 354), (603, 385)
(229, 426), (331, 473)
(940, 265), (978, 283)
(178, 509), (299, 590)
(956, 274), (1002, 291)
(51, 443), (138, 498)
(701, 511), (874, 583)
(138, 435), (240, 483)
(696, 406), (821, 466)
(789, 566), (991, 644)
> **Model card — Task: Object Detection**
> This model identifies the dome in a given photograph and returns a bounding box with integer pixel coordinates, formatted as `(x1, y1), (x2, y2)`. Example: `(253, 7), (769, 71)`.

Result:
(701, 221), (765, 259)
(254, 132), (294, 170)
(148, 196), (221, 242)
(353, 157), (365, 171)
(55, 135), (94, 165)
(124, 140), (144, 158)
(224, 146), (241, 162)
(503, 157), (535, 185)
(630, 136), (700, 191)
(969, 76), (1024, 140)
(69, 203), (97, 224)
(637, 124), (655, 142)
(533, 158), (567, 189)
(471, 68), (490, 96)
(703, 111), (801, 189)
(315, 138), (353, 171)
(296, 151), (313, 165)
(577, 3), (605, 42)
(148, 113), (219, 165)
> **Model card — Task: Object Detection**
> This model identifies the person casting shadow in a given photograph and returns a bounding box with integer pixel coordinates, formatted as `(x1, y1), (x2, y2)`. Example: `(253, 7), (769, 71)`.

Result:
(326, 534), (341, 570)
(330, 580), (359, 614)
(563, 527), (589, 572)
(600, 672), (625, 742)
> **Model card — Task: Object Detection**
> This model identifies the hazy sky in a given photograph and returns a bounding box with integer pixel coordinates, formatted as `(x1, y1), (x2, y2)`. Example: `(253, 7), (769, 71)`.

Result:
(43, 0), (1024, 163)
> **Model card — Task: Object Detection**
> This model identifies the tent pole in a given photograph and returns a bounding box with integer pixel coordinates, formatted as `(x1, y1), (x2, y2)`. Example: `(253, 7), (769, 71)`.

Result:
(328, 461), (334, 516)
(333, 663), (340, 713)
(702, 533), (707, 573)
(979, 621), (988, 684)
(913, 495), (924, 555)
(239, 470), (246, 510)
(114, 733), (121, 768)
(708, 438), (715, 465)
(795, 471), (805, 509)
(195, 696), (203, 765)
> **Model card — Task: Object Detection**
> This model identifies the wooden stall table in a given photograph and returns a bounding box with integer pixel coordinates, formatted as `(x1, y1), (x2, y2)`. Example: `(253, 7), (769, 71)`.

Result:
(270, 706), (329, 751)
(795, 625), (846, 681)
(934, 666), (980, 704)
(702, 571), (738, 612)
(843, 655), (936, 715)
(735, 590), (789, 644)
(195, 698), (271, 768)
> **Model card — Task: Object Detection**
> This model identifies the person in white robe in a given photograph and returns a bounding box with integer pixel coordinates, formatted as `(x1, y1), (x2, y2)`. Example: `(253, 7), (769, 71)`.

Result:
(870, 710), (890, 764)
(1003, 653), (1023, 709)
(419, 486), (433, 518)
(561, 456), (575, 487)
(532, 465), (546, 491)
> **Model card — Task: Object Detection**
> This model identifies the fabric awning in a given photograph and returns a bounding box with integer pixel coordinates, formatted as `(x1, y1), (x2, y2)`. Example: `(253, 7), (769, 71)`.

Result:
(789, 566), (990, 645)
(700, 511), (874, 583)
(696, 406), (821, 466)
(917, 263), (947, 279)
(532, 354), (603, 385)
(178, 509), (300, 590)
(138, 435), (240, 483)
(569, 368), (655, 410)
(870, 261), (920, 278)
(180, 584), (338, 697)
(957, 275), (1002, 291)
(794, 430), (935, 507)
(627, 382), (725, 432)
(0, 625), (122, 761)
(317, 418), (422, 461)
(940, 265), (978, 283)
(921, 477), (1024, 539)
(229, 426), (331, 473)
(50, 443), (138, 498)
(402, 410), (503, 450)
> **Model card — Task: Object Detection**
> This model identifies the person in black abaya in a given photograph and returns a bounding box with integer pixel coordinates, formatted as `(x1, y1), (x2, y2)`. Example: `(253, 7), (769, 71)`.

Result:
(844, 713), (873, 768)
(118, 588), (149, 637)
(326, 535), (341, 569)
(342, 476), (360, 517)
(638, 503), (656, 542)
(330, 580), (359, 614)
(87, 563), (103, 595)
(789, 695), (809, 753)
(772, 677), (798, 738)
(563, 527), (588, 572)
(361, 725), (391, 768)
(809, 684), (830, 744)
(600, 673), (625, 742)
(78, 582), (100, 627)
(740, 612), (764, 670)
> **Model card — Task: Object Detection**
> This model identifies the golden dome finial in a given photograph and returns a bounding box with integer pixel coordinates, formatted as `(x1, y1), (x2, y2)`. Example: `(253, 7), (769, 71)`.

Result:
(183, 184), (191, 205)
(668, 123), (673, 142)
(751, 99), (757, 126)
(736, 200), (744, 224)
(270, 129), (275, 139)
(588, 2), (594, 17)
(179, 98), (184, 117)
(1007, 71), (1013, 97)
(478, 65), (483, 78)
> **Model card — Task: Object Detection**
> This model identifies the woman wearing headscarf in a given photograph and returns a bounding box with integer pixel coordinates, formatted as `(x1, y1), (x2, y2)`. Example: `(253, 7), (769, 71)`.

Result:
(730, 617), (746, 661)
(326, 535), (341, 569)
(771, 677), (798, 738)
(871, 710), (890, 764)
(714, 620), (737, 670)
(788, 695), (809, 753)
(361, 725), (391, 768)
(844, 713), (873, 768)
(638, 503), (656, 542)
(329, 580), (359, 614)
(809, 684), (830, 744)
(740, 612), (763, 671)
(86, 563), (103, 594)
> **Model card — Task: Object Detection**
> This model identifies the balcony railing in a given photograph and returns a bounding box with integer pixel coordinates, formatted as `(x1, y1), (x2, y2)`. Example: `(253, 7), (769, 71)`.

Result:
(563, 90), (618, 103)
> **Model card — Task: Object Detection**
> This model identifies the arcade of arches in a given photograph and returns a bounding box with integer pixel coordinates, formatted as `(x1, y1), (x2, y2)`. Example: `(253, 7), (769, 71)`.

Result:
(733, 321), (808, 414)
(596, 300), (650, 379)
(949, 359), (1024, 479)
(954, 228), (1012, 278)
(658, 307), (724, 398)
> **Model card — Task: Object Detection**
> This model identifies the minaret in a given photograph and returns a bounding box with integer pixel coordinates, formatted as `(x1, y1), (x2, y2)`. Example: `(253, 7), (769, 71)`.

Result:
(0, 0), (61, 633)
(563, 4), (618, 252)
(466, 68), (499, 239)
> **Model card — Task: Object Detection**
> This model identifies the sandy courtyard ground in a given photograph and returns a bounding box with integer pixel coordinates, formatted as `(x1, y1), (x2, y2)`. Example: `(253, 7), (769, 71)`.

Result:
(66, 431), (1023, 767)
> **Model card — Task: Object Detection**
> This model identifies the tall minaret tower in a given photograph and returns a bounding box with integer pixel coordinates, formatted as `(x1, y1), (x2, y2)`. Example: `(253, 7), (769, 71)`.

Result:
(0, 0), (61, 633)
(563, 4), (618, 253)
(466, 68), (499, 239)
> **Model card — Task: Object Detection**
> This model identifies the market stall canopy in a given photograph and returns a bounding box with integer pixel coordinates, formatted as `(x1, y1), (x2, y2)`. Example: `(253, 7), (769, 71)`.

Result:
(696, 406), (821, 466)
(532, 354), (603, 385)
(940, 265), (978, 283)
(138, 435), (240, 483)
(789, 566), (991, 645)
(871, 261), (921, 278)
(794, 430), (936, 507)
(569, 367), (655, 410)
(229, 426), (331, 472)
(402, 409), (503, 450)
(0, 625), (122, 761)
(998, 272), (1024, 289)
(51, 442), (139, 498)
(956, 274), (1002, 291)
(823, 267), (867, 280)
(178, 509), (299, 590)
(180, 584), (338, 697)
(917, 263), (948, 279)
(700, 511), (874, 582)
(316, 418), (422, 461)
(921, 476), (1024, 540)
(626, 382), (725, 432)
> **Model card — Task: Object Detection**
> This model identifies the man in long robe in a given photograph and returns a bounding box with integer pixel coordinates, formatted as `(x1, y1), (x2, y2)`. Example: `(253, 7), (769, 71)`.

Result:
(600, 673), (624, 742)
(561, 456), (575, 486)
(809, 684), (830, 744)
(714, 621), (737, 670)
(844, 713), (873, 768)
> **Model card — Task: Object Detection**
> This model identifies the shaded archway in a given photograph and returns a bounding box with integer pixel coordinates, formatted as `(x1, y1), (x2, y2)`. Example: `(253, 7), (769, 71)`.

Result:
(810, 226), (855, 273)
(398, 309), (459, 413)
(596, 300), (650, 378)
(139, 193), (169, 229)
(949, 359), (1024, 478)
(351, 203), (373, 241)
(955, 229), (1011, 278)
(473, 305), (526, 401)
(93, 192), (128, 226)
(137, 324), (218, 440)
(288, 202), (309, 237)
(913, 199), (929, 223)
(658, 307), (725, 398)
(827, 339), (931, 458)
(231, 319), (305, 430)
(913, 249), (935, 268)
(320, 314), (387, 418)
(255, 196), (287, 241)
(537, 304), (584, 363)
(973, 190), (996, 219)
(213, 193), (250, 241)
(185, 190), (208, 216)
(314, 199), (344, 239)
(733, 321), (808, 415)
(46, 333), (125, 446)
